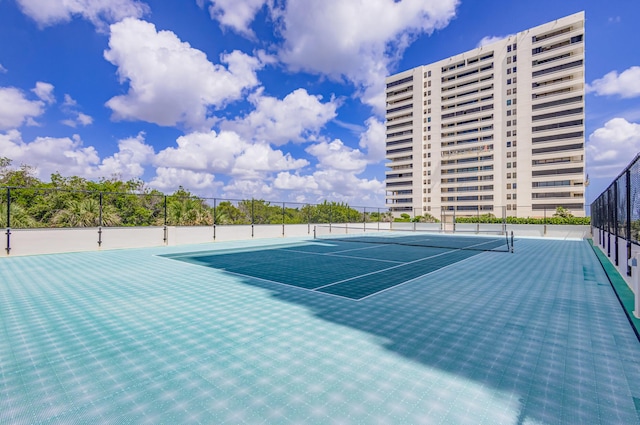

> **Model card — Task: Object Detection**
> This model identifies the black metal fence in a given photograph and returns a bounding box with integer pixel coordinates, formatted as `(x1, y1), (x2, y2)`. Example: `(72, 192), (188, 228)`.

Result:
(1, 186), (389, 254)
(590, 153), (640, 275)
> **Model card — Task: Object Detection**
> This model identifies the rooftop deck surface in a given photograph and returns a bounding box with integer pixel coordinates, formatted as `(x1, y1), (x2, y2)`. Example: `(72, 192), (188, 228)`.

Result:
(1, 237), (639, 424)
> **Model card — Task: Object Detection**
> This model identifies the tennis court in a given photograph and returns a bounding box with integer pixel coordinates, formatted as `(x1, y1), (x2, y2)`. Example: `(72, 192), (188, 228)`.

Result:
(162, 227), (512, 300)
(2, 233), (640, 424)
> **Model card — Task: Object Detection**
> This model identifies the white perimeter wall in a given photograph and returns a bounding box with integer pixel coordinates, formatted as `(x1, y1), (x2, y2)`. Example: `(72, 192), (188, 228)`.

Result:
(1, 222), (589, 257)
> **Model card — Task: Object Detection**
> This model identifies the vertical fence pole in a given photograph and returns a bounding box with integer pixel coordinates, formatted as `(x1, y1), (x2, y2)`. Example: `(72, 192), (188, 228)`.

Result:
(363, 207), (366, 232)
(163, 195), (168, 244)
(251, 199), (254, 238)
(213, 198), (217, 241)
(329, 204), (332, 233)
(544, 207), (547, 236)
(282, 202), (285, 237)
(614, 181), (619, 265)
(98, 192), (103, 247)
(5, 187), (10, 255)
(378, 208), (380, 231)
(627, 170), (632, 276)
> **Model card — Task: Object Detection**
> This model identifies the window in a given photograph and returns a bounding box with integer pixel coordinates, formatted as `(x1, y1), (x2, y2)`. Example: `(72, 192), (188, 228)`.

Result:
(513, 43), (517, 51)
(507, 79), (512, 85)
(428, 99), (431, 105)
(507, 99), (512, 106)
(428, 80), (431, 87)
(507, 194), (511, 200)
(507, 57), (512, 64)
(513, 55), (517, 62)
(513, 87), (517, 94)
(507, 120), (512, 127)
(507, 69), (512, 75)
(428, 90), (431, 96)
(512, 172), (516, 178)
(507, 110), (512, 116)
(507, 152), (512, 158)
(512, 151), (517, 157)
(513, 66), (517, 73)
(512, 162), (517, 168)
(507, 173), (511, 178)
(506, 141), (511, 147)
(513, 140), (517, 147)
(507, 45), (512, 52)
(513, 183), (517, 189)
(507, 89), (512, 95)
(428, 70), (431, 77)
(507, 183), (512, 189)
(507, 131), (512, 137)
(513, 194), (517, 200)
(507, 163), (512, 168)
(427, 117), (431, 122)
(428, 108), (431, 113)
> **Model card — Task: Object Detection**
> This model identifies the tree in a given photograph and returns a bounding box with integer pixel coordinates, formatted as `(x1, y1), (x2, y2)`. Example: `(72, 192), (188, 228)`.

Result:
(553, 206), (574, 219)
(51, 198), (122, 227)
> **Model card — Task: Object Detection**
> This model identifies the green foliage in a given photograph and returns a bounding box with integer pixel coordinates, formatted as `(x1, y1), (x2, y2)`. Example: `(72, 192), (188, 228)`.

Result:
(0, 160), (389, 228)
(393, 213), (412, 222)
(456, 214), (590, 225)
(411, 213), (440, 223)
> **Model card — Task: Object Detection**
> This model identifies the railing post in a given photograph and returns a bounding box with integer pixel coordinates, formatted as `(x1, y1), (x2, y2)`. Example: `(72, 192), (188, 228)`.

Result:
(626, 170), (632, 276)
(98, 192), (103, 247)
(213, 198), (217, 241)
(282, 202), (285, 237)
(163, 195), (168, 244)
(251, 199), (254, 238)
(5, 187), (11, 255)
(363, 207), (366, 232)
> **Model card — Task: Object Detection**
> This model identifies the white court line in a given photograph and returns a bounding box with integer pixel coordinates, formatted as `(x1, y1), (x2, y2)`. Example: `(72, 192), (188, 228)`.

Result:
(281, 246), (403, 264)
(222, 270), (357, 302)
(312, 248), (458, 291)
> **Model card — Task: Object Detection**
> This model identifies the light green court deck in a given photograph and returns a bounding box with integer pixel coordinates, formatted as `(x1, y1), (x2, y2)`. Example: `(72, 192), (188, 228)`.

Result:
(1, 237), (639, 424)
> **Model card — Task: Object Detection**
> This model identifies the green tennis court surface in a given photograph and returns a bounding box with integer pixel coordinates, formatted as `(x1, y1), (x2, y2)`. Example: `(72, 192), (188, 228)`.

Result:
(162, 235), (502, 300)
(3, 236), (640, 424)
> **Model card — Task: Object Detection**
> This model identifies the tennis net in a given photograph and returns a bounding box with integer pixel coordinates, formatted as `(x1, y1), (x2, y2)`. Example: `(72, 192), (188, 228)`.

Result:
(314, 225), (511, 252)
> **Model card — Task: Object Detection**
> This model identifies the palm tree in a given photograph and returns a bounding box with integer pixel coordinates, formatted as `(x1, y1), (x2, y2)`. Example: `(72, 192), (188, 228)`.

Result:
(0, 202), (37, 228)
(51, 198), (121, 227)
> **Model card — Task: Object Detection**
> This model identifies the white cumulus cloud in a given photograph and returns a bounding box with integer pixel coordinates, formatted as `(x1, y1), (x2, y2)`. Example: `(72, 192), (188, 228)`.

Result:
(0, 87), (45, 130)
(201, 0), (268, 37)
(587, 118), (640, 177)
(16, 0), (149, 32)
(149, 167), (218, 193)
(358, 117), (386, 162)
(306, 139), (368, 172)
(476, 34), (512, 48)
(273, 0), (459, 113)
(31, 82), (55, 104)
(0, 130), (156, 181)
(221, 88), (338, 145)
(587, 66), (640, 98)
(104, 18), (265, 129)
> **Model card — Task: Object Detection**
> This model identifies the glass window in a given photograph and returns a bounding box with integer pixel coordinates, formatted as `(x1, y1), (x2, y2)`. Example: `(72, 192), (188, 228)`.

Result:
(506, 141), (511, 147)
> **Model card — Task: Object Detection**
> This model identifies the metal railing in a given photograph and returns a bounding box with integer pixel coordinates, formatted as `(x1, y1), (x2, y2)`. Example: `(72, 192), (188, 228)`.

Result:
(590, 153), (640, 276)
(1, 186), (388, 254)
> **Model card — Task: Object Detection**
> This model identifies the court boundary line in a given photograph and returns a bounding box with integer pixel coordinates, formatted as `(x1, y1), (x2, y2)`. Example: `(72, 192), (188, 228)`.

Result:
(158, 240), (499, 301)
(312, 249), (456, 291)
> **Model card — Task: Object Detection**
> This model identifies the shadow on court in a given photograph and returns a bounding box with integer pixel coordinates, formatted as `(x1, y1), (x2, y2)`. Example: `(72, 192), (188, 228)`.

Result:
(205, 238), (640, 424)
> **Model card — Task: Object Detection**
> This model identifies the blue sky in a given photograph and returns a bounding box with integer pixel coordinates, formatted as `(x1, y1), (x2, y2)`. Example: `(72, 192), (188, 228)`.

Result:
(0, 0), (639, 209)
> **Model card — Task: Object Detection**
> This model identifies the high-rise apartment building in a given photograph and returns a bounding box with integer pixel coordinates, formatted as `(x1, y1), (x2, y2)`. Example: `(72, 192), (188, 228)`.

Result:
(385, 12), (586, 219)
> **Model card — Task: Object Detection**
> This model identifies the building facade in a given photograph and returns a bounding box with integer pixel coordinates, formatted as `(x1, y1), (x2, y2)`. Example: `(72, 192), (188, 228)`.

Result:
(385, 12), (586, 219)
